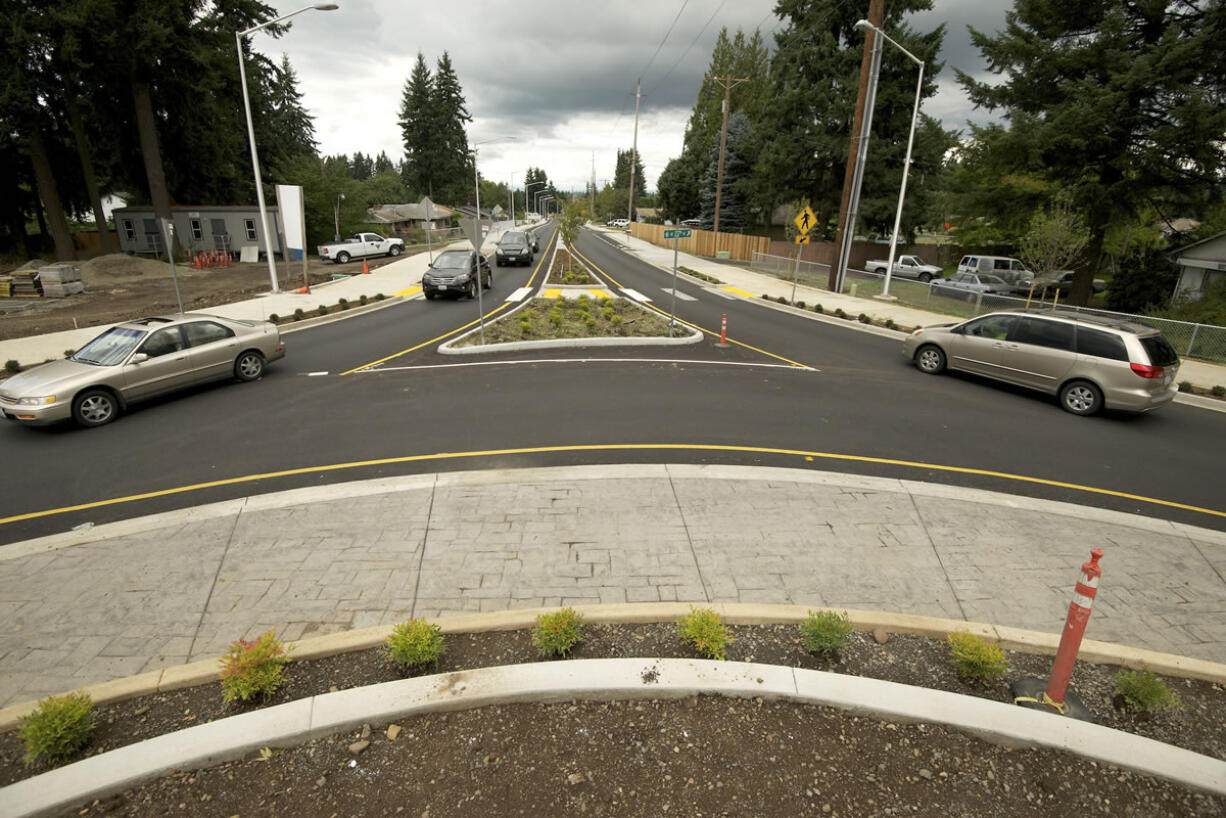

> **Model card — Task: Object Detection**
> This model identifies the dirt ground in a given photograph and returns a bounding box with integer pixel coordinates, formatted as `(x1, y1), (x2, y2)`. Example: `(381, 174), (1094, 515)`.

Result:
(0, 253), (408, 342)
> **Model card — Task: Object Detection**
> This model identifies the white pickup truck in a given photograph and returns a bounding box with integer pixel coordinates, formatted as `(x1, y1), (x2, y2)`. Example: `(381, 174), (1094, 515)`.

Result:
(317, 232), (405, 264)
(864, 254), (943, 282)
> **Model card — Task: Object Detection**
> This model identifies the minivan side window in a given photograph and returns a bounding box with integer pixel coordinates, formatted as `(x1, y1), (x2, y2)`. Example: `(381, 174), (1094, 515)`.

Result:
(1075, 327), (1128, 361)
(963, 314), (1017, 339)
(993, 259), (1011, 271)
(1011, 317), (1074, 351)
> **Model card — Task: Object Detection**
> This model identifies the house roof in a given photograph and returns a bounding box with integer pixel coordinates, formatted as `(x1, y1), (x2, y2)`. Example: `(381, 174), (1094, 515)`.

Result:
(1167, 231), (1226, 260)
(635, 207), (659, 218)
(366, 197), (454, 224)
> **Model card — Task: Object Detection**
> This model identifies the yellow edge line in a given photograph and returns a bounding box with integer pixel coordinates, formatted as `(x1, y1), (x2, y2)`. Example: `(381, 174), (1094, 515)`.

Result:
(570, 244), (810, 369)
(339, 228), (558, 376)
(721, 286), (755, 298)
(393, 285), (423, 297)
(2, 443), (1223, 527)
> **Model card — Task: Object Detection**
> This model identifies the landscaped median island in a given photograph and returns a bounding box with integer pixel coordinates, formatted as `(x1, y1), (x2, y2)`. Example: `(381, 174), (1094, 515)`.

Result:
(446, 243), (698, 350)
(1, 609), (1224, 816)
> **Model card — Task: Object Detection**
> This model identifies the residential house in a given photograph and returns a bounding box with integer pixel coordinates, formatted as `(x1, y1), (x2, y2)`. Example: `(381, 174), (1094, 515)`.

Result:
(365, 197), (455, 234)
(1170, 231), (1226, 302)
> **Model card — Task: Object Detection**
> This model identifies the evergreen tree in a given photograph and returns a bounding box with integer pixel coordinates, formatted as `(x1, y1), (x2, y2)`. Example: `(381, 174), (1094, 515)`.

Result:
(398, 53), (436, 197)
(431, 51), (472, 206)
(959, 0), (1226, 305)
(349, 152), (374, 181)
(268, 54), (317, 159)
(374, 151), (395, 176)
(613, 149), (645, 199)
(698, 111), (751, 232)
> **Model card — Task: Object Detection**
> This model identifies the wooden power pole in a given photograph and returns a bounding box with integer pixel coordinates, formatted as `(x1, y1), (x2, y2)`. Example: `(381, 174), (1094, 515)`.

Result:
(830, 0), (885, 291)
(712, 75), (748, 234)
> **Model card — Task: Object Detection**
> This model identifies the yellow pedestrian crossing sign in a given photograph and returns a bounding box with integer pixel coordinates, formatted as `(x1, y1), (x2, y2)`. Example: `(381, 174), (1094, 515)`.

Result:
(794, 205), (817, 236)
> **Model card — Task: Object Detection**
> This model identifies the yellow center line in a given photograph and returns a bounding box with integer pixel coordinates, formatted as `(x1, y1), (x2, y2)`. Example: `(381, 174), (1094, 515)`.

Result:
(339, 227), (558, 375)
(570, 244), (811, 370)
(2, 443), (1222, 527)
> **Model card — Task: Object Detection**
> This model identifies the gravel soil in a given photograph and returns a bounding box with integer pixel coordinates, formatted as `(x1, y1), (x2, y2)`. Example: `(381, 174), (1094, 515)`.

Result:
(547, 249), (599, 285)
(2, 623), (1223, 817)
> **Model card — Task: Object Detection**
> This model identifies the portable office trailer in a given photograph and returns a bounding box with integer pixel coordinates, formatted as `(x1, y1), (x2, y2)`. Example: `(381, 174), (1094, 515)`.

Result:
(113, 206), (283, 258)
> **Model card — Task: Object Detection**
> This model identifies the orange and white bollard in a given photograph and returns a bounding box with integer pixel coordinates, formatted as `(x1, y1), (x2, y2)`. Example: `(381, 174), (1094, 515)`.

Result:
(1012, 548), (1103, 722)
(716, 313), (729, 348)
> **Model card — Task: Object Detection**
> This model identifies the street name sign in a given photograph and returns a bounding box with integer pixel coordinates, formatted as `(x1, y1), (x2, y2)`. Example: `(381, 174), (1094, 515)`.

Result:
(663, 229), (692, 239)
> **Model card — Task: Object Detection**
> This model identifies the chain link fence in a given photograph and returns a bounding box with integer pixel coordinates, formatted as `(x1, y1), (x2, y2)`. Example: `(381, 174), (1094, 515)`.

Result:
(748, 252), (1226, 363)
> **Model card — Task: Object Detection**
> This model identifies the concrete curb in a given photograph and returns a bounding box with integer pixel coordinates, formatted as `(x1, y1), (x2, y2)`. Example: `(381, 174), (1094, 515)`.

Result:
(3, 656), (1223, 817)
(2, 601), (1224, 733)
(276, 294), (406, 334)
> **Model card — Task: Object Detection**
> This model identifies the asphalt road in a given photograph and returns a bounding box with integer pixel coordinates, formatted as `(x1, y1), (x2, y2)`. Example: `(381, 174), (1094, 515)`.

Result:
(2, 223), (1224, 544)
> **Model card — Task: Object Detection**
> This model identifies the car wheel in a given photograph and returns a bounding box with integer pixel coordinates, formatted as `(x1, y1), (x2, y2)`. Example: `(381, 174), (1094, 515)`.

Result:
(234, 350), (265, 382)
(466, 281), (476, 299)
(919, 273), (932, 283)
(388, 245), (401, 257)
(72, 389), (118, 428)
(336, 251), (350, 264)
(1059, 380), (1102, 416)
(425, 290), (435, 300)
(915, 344), (946, 375)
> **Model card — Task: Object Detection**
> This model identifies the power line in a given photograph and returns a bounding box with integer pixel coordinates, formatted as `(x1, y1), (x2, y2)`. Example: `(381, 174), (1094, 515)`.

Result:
(640, 0), (692, 82)
(646, 0), (728, 97)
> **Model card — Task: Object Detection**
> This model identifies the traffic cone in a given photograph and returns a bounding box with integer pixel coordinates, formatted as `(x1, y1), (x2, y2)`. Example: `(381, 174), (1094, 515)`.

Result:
(294, 285), (310, 294)
(362, 259), (370, 275)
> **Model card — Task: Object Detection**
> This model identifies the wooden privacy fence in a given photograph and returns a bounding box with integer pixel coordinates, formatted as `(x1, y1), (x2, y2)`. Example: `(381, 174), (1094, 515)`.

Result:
(630, 222), (770, 261)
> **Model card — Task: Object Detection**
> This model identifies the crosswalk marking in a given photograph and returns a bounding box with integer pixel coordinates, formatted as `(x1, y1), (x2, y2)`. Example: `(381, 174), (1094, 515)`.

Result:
(662, 287), (697, 301)
(506, 286), (533, 302)
(621, 288), (650, 302)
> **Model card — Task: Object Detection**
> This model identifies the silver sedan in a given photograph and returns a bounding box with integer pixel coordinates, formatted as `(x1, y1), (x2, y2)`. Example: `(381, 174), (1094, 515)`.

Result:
(0, 313), (285, 428)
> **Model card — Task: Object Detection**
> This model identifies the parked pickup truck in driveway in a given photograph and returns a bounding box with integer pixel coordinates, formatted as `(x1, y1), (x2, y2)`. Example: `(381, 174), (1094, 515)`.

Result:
(317, 232), (405, 264)
(864, 255), (943, 282)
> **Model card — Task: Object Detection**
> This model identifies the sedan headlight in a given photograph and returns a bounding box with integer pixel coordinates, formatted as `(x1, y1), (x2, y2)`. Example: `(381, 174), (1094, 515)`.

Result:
(455, 273), (471, 282)
(17, 395), (56, 406)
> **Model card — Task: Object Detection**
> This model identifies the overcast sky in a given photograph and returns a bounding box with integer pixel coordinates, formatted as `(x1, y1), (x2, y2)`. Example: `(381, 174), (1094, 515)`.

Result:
(260, 0), (1012, 197)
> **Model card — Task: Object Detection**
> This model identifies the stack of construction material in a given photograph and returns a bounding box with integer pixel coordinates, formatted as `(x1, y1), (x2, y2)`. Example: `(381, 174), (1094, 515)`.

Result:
(0, 275), (10, 297)
(39, 263), (85, 298)
(5, 269), (40, 298)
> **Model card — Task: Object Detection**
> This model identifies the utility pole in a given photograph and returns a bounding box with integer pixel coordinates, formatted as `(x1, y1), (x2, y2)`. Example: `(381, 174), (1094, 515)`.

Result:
(590, 151), (596, 218)
(830, 0), (885, 292)
(626, 80), (641, 245)
(711, 75), (748, 234)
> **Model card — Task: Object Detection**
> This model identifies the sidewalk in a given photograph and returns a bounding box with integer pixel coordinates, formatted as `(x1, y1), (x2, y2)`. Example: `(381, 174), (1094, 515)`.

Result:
(595, 226), (1226, 393)
(1, 463), (1223, 708)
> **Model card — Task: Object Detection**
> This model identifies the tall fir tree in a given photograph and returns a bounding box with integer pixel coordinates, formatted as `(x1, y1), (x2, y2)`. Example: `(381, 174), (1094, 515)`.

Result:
(398, 52), (437, 198)
(431, 51), (472, 206)
(698, 111), (751, 232)
(958, 0), (1226, 305)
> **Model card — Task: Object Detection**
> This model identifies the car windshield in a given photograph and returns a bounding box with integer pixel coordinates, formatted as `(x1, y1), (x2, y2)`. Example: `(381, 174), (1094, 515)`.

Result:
(501, 233), (526, 246)
(432, 253), (471, 271)
(70, 326), (146, 366)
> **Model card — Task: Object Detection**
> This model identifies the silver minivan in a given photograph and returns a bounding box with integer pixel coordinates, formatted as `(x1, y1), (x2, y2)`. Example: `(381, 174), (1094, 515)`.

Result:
(901, 310), (1180, 415)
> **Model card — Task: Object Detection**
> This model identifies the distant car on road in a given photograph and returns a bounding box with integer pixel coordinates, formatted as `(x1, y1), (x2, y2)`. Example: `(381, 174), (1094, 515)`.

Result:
(680, 219), (703, 228)
(317, 232), (405, 264)
(606, 218), (630, 228)
(422, 249), (492, 300)
(1034, 271), (1107, 296)
(0, 314), (284, 428)
(930, 272), (1012, 298)
(864, 254), (943, 283)
(902, 309), (1180, 415)
(496, 231), (533, 267)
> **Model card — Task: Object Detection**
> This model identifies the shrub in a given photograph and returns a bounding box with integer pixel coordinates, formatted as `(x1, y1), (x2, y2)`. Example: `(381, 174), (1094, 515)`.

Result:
(602, 307), (615, 321)
(577, 293), (590, 305)
(219, 630), (292, 703)
(1178, 380), (1194, 393)
(317, 304), (328, 316)
(796, 300), (805, 309)
(520, 319), (532, 336)
(814, 304), (823, 313)
(338, 297), (349, 311)
(799, 610), (854, 657)
(858, 313), (872, 324)
(293, 308), (305, 321)
(677, 607), (730, 660)
(268, 313), (279, 323)
(610, 314), (622, 326)
(532, 608), (586, 657)
(761, 293), (770, 300)
(18, 692), (95, 766)
(64, 349), (76, 358)
(584, 316), (597, 330)
(375, 292), (385, 300)
(1212, 385), (1226, 398)
(4, 359), (18, 373)
(776, 295), (788, 304)
(885, 318), (897, 330)
(834, 308), (847, 319)
(383, 619), (445, 672)
(1114, 669), (1181, 713)
(946, 631), (1007, 682)
(359, 294), (369, 305)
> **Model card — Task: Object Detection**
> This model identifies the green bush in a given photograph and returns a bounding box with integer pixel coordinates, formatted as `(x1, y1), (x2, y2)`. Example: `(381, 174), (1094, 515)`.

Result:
(268, 313), (279, 323)
(677, 607), (731, 660)
(1212, 385), (1226, 398)
(520, 319), (532, 336)
(375, 292), (385, 301)
(293, 308), (305, 321)
(799, 610), (854, 657)
(338, 298), (349, 311)
(795, 300), (805, 309)
(4, 359), (18, 373)
(360, 294), (369, 305)
(383, 619), (446, 672)
(64, 349), (75, 358)
(610, 314), (622, 326)
(532, 608), (585, 657)
(946, 631), (1007, 682)
(602, 307), (615, 321)
(814, 304), (823, 313)
(885, 318), (897, 330)
(219, 630), (292, 703)
(18, 692), (95, 766)
(858, 313), (872, 324)
(761, 293), (770, 300)
(1178, 380), (1194, 393)
(834, 308), (847, 319)
(1114, 669), (1181, 713)
(776, 295), (788, 304)
(317, 304), (328, 316)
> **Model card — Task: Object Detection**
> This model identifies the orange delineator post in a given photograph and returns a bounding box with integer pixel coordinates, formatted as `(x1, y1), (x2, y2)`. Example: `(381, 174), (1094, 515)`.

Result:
(1045, 548), (1103, 706)
(720, 314), (728, 346)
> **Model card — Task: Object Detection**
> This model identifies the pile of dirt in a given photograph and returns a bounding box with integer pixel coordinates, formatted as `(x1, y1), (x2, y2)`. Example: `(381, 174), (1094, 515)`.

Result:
(79, 254), (175, 282)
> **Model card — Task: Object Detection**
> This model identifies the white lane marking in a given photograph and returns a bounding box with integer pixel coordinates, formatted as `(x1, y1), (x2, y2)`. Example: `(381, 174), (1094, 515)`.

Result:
(506, 287), (533, 302)
(621, 288), (651, 302)
(358, 358), (817, 373)
(305, 371), (329, 377)
(661, 287), (697, 301)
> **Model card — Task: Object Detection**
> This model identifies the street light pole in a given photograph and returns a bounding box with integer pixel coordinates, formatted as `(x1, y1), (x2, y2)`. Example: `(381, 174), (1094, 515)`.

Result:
(856, 20), (925, 301)
(333, 192), (344, 242)
(236, 3), (338, 294)
(509, 171), (516, 227)
(526, 181), (544, 220)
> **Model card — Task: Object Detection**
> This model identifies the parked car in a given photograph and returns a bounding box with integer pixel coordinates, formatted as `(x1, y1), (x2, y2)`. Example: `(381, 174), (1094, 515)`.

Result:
(864, 254), (943, 283)
(993, 270), (1036, 296)
(422, 249), (492, 300)
(930, 272), (1012, 298)
(681, 218), (703, 228)
(496, 231), (533, 266)
(0, 314), (285, 428)
(902, 310), (1180, 415)
(606, 218), (630, 228)
(317, 232), (405, 264)
(957, 254), (1031, 278)
(1034, 271), (1107, 296)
